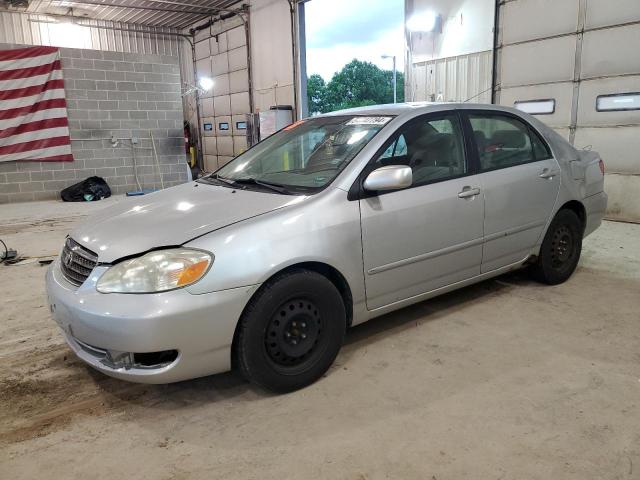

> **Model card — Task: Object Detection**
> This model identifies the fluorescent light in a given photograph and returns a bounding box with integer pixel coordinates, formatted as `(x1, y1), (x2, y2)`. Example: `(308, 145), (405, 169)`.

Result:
(198, 77), (214, 91)
(407, 11), (437, 32)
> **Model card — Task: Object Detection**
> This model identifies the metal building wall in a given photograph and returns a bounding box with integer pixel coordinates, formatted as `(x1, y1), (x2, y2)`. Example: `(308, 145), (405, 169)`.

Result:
(0, 10), (182, 56)
(191, 16), (251, 171)
(410, 50), (492, 103)
(180, 0), (297, 173)
(494, 0), (640, 222)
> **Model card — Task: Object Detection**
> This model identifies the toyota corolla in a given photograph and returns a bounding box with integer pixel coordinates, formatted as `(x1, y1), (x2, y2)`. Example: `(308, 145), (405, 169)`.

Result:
(46, 103), (607, 392)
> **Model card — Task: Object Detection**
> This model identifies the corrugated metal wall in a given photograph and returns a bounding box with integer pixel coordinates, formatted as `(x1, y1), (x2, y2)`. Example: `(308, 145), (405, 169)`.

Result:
(409, 50), (493, 104)
(0, 10), (182, 56)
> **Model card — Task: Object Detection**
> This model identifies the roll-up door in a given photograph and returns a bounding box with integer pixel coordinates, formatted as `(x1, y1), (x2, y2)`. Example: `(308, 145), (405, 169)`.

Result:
(195, 24), (251, 171)
(494, 0), (640, 222)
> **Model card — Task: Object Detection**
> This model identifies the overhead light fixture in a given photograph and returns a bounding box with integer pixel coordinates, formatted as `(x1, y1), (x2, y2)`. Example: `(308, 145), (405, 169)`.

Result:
(198, 77), (214, 92)
(182, 77), (214, 97)
(407, 11), (439, 32)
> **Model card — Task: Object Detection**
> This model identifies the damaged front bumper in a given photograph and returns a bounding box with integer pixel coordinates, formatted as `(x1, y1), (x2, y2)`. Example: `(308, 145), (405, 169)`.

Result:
(45, 258), (259, 384)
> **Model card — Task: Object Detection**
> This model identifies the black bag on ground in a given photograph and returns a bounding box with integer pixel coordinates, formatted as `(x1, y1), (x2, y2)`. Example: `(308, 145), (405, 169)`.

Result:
(60, 176), (111, 202)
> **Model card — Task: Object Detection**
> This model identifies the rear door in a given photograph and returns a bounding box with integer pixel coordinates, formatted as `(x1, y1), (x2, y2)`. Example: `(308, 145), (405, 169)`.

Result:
(464, 111), (561, 273)
(358, 112), (484, 310)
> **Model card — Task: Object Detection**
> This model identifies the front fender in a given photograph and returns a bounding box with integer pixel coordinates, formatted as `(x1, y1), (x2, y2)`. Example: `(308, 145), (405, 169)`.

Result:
(184, 188), (366, 311)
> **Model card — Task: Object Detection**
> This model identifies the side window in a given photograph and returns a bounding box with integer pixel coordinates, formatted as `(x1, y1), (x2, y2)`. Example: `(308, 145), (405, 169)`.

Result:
(379, 134), (407, 159)
(530, 130), (552, 160)
(469, 114), (542, 171)
(373, 114), (466, 186)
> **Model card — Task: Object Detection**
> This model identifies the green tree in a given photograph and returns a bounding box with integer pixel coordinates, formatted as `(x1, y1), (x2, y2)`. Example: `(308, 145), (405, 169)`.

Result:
(306, 73), (328, 114)
(306, 60), (405, 114)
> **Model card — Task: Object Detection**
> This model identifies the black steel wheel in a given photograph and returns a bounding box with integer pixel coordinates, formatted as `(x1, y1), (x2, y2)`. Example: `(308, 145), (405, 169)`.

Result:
(235, 269), (346, 392)
(530, 209), (583, 285)
(549, 224), (575, 269)
(265, 299), (323, 370)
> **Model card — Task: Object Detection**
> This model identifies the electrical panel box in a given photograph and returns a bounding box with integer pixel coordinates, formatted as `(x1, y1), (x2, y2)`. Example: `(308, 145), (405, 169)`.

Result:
(246, 106), (293, 147)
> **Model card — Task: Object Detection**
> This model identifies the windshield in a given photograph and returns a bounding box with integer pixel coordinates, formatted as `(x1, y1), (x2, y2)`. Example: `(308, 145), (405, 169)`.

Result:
(212, 115), (392, 193)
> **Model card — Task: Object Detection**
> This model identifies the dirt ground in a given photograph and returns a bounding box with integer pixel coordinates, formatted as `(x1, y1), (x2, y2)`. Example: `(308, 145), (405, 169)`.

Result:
(1, 197), (639, 480)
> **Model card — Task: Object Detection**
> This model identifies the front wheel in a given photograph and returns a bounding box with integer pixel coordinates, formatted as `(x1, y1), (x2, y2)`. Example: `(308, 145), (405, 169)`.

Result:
(530, 209), (583, 285)
(234, 269), (346, 392)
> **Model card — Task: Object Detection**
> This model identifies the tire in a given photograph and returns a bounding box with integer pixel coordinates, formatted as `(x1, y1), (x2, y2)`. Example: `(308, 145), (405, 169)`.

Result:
(235, 269), (346, 393)
(530, 209), (583, 285)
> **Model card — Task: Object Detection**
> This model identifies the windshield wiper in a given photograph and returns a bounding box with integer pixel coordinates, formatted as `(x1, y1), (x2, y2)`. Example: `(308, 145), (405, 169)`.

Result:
(209, 174), (236, 186)
(231, 177), (292, 195)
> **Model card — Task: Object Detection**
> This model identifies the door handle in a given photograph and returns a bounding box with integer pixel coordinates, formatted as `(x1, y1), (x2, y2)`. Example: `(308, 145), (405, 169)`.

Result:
(458, 186), (481, 199)
(539, 168), (560, 179)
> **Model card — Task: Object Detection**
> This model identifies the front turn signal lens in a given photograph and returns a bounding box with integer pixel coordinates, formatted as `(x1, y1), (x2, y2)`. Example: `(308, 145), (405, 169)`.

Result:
(177, 259), (209, 286)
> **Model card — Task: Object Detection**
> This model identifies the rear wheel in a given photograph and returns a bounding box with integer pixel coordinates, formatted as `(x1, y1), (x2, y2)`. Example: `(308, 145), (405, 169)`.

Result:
(235, 269), (346, 392)
(530, 209), (583, 285)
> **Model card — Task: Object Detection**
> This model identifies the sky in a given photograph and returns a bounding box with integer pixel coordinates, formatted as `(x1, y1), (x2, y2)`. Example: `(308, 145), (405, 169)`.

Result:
(304, 0), (405, 81)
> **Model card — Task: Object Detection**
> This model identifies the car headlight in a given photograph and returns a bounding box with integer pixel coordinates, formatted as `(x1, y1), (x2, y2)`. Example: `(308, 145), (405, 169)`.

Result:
(96, 248), (212, 293)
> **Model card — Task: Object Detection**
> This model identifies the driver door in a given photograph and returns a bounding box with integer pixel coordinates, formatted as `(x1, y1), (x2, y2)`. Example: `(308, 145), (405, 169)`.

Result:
(358, 112), (484, 310)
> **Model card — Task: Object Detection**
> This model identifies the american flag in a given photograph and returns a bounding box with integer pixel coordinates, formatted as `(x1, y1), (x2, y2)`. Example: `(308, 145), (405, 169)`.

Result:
(0, 46), (74, 163)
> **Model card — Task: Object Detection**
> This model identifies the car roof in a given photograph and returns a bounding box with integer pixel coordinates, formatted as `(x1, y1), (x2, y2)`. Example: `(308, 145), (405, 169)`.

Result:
(319, 101), (576, 163)
(320, 102), (525, 119)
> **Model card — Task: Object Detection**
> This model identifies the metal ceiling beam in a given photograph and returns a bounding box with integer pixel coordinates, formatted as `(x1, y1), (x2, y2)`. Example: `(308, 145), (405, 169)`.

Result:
(143, 0), (239, 12)
(16, 10), (192, 37)
(48, 0), (219, 16)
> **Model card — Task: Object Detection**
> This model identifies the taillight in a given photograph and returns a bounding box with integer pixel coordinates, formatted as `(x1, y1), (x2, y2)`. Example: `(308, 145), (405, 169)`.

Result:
(598, 159), (605, 175)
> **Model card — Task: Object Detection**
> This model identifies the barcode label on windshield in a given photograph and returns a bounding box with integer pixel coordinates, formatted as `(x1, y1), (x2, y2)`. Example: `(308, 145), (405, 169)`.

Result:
(347, 116), (392, 126)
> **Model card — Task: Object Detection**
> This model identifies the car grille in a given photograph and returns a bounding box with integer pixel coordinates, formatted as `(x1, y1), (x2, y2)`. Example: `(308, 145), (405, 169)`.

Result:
(60, 237), (98, 286)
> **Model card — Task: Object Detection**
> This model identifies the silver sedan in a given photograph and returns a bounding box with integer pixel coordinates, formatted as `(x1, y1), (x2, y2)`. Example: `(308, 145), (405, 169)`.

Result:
(46, 103), (607, 392)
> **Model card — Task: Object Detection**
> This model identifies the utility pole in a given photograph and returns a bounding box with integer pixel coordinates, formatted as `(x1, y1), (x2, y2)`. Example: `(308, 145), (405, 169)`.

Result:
(382, 55), (397, 103)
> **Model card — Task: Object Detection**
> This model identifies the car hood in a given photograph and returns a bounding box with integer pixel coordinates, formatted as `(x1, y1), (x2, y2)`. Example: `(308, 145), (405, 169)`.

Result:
(71, 182), (308, 263)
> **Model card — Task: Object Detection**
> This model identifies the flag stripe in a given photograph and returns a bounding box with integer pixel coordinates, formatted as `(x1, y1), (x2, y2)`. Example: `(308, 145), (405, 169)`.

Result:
(0, 98), (68, 121)
(0, 79), (66, 101)
(0, 46), (74, 164)
(0, 60), (62, 81)
(0, 107), (69, 130)
(0, 46), (58, 61)
(1, 127), (71, 148)
(38, 153), (74, 162)
(0, 117), (69, 140)
(0, 135), (71, 155)
(1, 88), (67, 112)
(0, 51), (60, 72)
(0, 69), (64, 91)
(0, 145), (73, 162)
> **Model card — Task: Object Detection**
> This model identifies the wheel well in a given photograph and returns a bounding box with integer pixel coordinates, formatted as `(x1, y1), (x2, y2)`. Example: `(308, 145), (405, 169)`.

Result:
(276, 262), (354, 327)
(559, 200), (586, 231)
(230, 262), (354, 369)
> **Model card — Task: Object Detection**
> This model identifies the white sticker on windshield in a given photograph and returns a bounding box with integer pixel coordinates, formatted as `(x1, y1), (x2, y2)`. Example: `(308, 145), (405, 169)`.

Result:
(347, 116), (392, 126)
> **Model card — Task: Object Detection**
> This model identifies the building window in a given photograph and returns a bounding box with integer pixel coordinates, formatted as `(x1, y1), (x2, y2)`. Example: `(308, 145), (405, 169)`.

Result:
(596, 93), (640, 112)
(514, 99), (555, 115)
(39, 22), (93, 49)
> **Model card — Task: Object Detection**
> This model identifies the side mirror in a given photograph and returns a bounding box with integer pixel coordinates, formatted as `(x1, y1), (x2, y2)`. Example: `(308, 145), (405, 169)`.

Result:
(363, 165), (412, 192)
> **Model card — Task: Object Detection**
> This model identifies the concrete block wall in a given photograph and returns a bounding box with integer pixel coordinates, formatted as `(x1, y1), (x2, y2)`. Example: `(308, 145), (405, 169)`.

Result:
(0, 44), (189, 203)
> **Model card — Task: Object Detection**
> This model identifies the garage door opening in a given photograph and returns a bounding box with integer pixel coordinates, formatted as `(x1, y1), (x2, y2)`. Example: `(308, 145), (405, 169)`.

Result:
(405, 0), (496, 104)
(300, 0), (405, 115)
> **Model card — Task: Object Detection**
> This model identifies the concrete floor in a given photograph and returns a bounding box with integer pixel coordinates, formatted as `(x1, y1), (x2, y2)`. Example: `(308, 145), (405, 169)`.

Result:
(0, 196), (639, 480)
